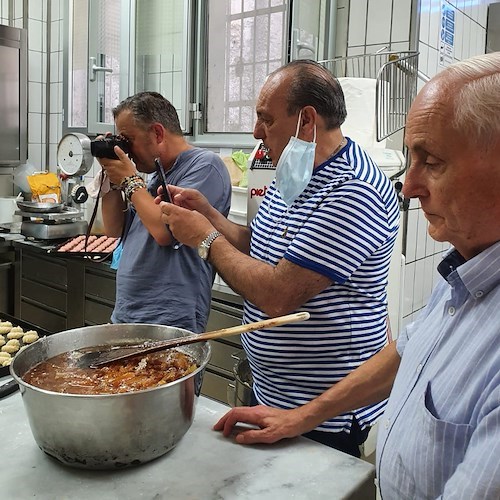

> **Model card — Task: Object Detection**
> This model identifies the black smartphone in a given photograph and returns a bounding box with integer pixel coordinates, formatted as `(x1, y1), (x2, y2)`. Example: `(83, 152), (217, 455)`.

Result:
(154, 157), (181, 250)
(154, 157), (172, 203)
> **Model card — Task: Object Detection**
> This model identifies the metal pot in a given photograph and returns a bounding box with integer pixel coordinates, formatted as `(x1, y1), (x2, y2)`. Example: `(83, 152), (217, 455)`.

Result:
(227, 354), (253, 407)
(10, 323), (211, 470)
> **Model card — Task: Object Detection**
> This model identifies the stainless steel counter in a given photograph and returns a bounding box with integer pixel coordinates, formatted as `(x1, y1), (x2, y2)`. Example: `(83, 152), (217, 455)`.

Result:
(1, 386), (375, 499)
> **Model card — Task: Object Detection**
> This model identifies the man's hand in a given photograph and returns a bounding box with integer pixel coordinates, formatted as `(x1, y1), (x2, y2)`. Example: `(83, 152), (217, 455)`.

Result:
(98, 146), (136, 186)
(213, 405), (307, 445)
(167, 186), (213, 217)
(159, 201), (215, 247)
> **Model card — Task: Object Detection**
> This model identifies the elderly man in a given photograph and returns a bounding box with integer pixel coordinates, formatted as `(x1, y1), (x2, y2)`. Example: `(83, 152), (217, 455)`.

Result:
(159, 60), (400, 457)
(213, 54), (500, 499)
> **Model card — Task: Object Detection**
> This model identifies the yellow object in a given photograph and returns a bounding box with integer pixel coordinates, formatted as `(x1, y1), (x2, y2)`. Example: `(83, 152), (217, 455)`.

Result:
(27, 172), (61, 203)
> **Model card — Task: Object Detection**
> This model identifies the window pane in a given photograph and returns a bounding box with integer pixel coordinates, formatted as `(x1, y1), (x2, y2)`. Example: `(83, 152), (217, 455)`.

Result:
(135, 0), (189, 130)
(206, 0), (286, 133)
(94, 0), (121, 125)
(68, 0), (88, 128)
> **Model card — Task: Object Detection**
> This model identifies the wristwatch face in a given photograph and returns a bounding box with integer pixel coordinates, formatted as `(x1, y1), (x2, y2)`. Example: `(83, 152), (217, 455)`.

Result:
(198, 243), (209, 260)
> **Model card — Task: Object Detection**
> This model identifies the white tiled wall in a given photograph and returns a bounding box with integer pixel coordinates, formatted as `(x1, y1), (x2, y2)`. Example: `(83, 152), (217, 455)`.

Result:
(344, 0), (493, 331)
(402, 0), (491, 328)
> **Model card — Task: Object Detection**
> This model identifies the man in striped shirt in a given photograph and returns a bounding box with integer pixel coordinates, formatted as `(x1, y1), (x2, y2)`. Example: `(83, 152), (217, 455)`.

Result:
(159, 59), (400, 457)
(213, 54), (500, 498)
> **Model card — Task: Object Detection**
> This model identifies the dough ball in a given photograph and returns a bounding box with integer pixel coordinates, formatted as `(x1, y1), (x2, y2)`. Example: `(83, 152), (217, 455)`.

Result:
(1, 357), (12, 367)
(5, 339), (20, 348)
(0, 321), (12, 328)
(22, 332), (39, 344)
(0, 326), (11, 334)
(0, 336), (5, 347)
(1, 344), (19, 354)
(7, 329), (24, 340)
(0, 351), (11, 359)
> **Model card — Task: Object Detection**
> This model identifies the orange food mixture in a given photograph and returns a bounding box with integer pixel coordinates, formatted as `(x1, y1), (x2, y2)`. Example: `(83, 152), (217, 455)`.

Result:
(23, 349), (197, 395)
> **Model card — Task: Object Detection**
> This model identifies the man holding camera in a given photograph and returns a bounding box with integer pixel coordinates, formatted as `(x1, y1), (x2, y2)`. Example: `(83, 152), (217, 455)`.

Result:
(97, 91), (231, 332)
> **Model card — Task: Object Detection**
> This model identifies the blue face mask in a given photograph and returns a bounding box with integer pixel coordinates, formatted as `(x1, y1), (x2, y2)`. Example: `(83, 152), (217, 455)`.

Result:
(275, 110), (316, 206)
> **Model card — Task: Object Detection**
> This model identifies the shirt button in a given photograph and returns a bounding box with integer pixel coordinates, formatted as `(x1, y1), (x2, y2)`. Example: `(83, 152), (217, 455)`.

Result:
(448, 306), (456, 315)
(384, 419), (390, 429)
(416, 364), (422, 373)
(475, 291), (484, 298)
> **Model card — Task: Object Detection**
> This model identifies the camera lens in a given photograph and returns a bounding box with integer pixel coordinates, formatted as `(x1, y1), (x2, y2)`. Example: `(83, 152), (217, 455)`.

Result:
(90, 136), (130, 159)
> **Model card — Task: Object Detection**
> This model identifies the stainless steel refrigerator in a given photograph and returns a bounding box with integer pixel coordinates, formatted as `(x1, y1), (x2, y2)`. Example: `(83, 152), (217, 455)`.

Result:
(0, 24), (27, 167)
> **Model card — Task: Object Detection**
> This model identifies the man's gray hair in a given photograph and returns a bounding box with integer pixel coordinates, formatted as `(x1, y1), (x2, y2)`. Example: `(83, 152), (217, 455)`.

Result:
(446, 53), (500, 147)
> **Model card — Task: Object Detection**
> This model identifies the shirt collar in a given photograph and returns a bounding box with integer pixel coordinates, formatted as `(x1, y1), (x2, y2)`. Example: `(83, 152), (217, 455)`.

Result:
(438, 241), (500, 297)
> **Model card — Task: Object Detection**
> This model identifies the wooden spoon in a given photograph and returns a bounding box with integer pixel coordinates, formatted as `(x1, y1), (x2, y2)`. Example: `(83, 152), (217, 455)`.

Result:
(77, 312), (310, 368)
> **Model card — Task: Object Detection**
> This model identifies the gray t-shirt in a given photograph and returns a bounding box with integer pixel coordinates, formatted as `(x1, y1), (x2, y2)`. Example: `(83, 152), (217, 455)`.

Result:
(111, 147), (232, 332)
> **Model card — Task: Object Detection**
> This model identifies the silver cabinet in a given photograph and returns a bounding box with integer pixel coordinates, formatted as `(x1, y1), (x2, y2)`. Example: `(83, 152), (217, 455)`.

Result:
(202, 290), (245, 405)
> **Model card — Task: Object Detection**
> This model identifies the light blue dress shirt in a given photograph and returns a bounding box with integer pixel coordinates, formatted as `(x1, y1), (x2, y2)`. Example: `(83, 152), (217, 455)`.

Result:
(376, 241), (500, 499)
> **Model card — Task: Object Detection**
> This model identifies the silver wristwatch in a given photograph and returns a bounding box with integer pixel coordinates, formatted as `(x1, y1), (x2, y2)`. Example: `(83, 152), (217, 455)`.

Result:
(197, 230), (222, 260)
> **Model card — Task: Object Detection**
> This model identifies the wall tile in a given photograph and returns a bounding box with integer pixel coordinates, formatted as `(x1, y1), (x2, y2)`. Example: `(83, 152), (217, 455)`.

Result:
(49, 82), (61, 113)
(428, 1), (441, 49)
(50, 19), (60, 48)
(415, 209), (429, 260)
(29, 50), (43, 83)
(28, 0), (43, 21)
(420, 0), (431, 46)
(428, 45), (438, 76)
(418, 43), (430, 78)
(50, 51), (61, 82)
(392, 0), (412, 42)
(405, 208), (418, 263)
(462, 15), (471, 59)
(412, 257), (426, 311)
(477, 2), (487, 28)
(366, 0), (392, 46)
(52, 0), (62, 21)
(28, 143), (43, 171)
(403, 261), (416, 317)
(348, 0), (368, 46)
(28, 81), (43, 113)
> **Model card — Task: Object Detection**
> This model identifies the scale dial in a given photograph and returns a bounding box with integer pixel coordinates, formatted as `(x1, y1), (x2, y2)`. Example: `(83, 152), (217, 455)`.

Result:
(57, 133), (94, 177)
(71, 185), (89, 204)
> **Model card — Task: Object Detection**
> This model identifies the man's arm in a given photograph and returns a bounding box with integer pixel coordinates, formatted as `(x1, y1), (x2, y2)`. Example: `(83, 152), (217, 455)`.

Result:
(100, 148), (173, 246)
(213, 341), (401, 444)
(161, 186), (333, 316)
(167, 185), (252, 254)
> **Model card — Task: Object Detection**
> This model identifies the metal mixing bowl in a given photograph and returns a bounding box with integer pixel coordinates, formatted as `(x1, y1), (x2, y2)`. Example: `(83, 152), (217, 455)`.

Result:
(10, 323), (211, 470)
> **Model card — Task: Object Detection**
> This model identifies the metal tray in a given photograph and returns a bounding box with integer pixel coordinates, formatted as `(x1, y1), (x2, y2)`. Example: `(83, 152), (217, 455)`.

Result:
(48, 235), (119, 261)
(0, 312), (52, 377)
(16, 200), (65, 213)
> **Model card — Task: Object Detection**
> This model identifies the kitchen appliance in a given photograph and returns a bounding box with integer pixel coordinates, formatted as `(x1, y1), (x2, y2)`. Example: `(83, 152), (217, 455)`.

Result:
(15, 133), (97, 240)
(15, 199), (87, 240)
(0, 25), (27, 167)
(57, 132), (94, 208)
(10, 323), (211, 469)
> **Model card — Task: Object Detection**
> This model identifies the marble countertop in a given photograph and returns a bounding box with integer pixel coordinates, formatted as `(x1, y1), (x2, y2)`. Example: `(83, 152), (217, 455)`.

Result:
(1, 386), (375, 499)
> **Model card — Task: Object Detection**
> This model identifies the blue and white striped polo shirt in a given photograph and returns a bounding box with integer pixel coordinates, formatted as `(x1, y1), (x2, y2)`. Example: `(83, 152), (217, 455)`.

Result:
(242, 137), (400, 433)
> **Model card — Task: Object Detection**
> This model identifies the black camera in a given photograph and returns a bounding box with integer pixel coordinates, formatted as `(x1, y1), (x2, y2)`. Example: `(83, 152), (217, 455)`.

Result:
(90, 135), (130, 159)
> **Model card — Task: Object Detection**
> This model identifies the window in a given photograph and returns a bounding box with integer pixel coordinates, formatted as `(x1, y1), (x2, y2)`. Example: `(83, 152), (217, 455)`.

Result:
(64, 0), (334, 140)
(205, 1), (286, 134)
(64, 0), (130, 135)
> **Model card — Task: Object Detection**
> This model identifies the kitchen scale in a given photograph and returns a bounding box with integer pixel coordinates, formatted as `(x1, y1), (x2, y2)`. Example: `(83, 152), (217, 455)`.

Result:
(17, 133), (94, 240)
